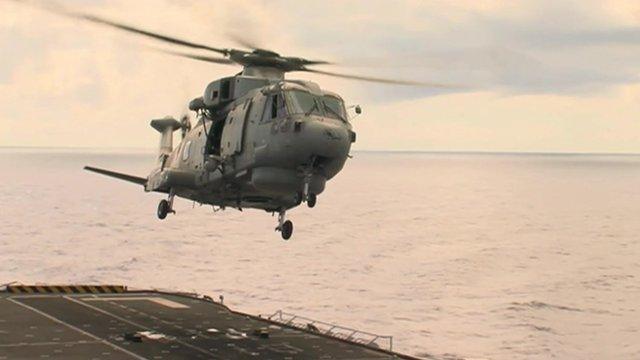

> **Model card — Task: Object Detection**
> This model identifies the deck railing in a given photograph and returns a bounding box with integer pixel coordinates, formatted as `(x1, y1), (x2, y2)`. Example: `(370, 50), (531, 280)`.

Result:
(266, 310), (393, 351)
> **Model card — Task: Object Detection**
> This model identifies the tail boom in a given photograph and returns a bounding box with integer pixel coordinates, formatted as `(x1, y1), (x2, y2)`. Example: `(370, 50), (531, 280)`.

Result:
(84, 166), (147, 186)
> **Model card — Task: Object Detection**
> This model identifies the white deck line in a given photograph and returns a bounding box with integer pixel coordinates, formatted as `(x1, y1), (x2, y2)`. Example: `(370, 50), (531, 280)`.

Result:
(6, 297), (148, 360)
(82, 296), (189, 309)
(63, 296), (220, 359)
(0, 340), (102, 348)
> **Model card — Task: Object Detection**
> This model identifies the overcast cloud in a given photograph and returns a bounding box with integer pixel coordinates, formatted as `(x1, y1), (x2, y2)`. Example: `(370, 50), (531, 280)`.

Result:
(0, 0), (639, 152)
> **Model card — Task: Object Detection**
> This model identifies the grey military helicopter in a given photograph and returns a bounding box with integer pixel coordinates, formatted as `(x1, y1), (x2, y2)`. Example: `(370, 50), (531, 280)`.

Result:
(36, 5), (453, 239)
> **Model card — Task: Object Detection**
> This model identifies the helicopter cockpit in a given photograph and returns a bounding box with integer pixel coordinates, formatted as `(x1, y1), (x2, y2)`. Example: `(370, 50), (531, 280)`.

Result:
(198, 80), (349, 158)
(284, 90), (348, 122)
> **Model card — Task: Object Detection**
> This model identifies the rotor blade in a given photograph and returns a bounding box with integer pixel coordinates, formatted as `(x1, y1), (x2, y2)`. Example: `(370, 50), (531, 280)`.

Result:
(227, 33), (332, 65)
(303, 60), (333, 66)
(302, 68), (463, 88)
(80, 15), (230, 55)
(13, 0), (230, 56)
(284, 57), (333, 66)
(152, 48), (235, 65)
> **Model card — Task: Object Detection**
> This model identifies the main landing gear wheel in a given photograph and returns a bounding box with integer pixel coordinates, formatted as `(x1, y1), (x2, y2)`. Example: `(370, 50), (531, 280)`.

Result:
(276, 210), (293, 240)
(157, 199), (170, 220)
(157, 190), (176, 220)
(281, 220), (293, 240)
(307, 193), (317, 208)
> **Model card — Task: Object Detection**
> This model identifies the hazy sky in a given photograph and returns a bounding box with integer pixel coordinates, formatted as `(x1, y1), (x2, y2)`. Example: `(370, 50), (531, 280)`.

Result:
(1, 0), (639, 152)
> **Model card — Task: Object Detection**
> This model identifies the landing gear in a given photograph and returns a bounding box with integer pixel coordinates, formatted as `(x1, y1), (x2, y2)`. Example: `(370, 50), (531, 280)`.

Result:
(157, 190), (176, 220)
(300, 172), (317, 208)
(157, 200), (170, 219)
(275, 210), (294, 240)
(307, 193), (317, 208)
(281, 220), (293, 240)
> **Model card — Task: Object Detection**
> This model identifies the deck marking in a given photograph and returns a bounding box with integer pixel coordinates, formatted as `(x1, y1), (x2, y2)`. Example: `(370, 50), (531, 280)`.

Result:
(8, 294), (63, 299)
(82, 296), (189, 309)
(7, 297), (148, 360)
(0, 340), (102, 348)
(63, 296), (220, 359)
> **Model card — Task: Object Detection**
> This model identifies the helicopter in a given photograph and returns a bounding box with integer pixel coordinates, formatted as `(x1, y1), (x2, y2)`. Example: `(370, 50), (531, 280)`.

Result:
(24, 3), (455, 239)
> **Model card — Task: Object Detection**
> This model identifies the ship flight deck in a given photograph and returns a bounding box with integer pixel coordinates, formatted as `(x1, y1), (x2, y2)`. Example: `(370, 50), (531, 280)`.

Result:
(0, 285), (421, 359)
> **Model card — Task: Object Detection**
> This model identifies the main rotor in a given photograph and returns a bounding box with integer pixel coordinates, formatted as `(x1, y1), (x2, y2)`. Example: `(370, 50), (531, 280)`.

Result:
(11, 0), (461, 88)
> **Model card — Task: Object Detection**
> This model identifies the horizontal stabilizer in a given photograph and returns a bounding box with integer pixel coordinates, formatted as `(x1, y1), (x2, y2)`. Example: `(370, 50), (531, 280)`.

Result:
(84, 166), (147, 186)
(150, 118), (182, 133)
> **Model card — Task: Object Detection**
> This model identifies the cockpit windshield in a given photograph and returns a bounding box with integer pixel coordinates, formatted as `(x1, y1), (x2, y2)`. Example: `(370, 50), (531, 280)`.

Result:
(285, 90), (321, 116)
(284, 90), (347, 121)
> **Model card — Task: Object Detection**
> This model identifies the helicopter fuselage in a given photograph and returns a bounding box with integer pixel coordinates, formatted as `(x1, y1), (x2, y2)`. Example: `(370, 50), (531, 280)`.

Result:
(145, 78), (355, 213)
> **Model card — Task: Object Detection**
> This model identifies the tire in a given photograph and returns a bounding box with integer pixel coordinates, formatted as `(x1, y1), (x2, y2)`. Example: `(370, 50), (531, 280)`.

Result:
(307, 193), (317, 208)
(281, 220), (293, 240)
(157, 199), (169, 220)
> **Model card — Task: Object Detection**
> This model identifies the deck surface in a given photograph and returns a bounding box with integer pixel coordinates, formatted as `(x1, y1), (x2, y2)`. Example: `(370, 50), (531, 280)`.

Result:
(0, 290), (411, 360)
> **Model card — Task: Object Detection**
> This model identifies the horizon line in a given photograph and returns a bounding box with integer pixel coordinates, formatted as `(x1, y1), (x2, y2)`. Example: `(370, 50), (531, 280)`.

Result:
(1, 145), (639, 156)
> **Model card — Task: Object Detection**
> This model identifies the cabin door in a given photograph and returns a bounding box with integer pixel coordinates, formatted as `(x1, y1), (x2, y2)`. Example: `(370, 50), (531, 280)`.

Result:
(221, 99), (252, 158)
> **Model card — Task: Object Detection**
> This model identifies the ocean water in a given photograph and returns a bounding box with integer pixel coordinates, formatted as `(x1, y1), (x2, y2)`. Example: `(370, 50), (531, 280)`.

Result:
(1, 149), (639, 360)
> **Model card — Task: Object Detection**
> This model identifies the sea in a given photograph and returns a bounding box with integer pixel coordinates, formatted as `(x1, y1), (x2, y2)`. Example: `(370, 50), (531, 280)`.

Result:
(1, 149), (639, 360)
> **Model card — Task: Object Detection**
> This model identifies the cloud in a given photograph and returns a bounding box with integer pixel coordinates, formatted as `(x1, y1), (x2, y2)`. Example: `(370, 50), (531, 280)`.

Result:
(276, 0), (640, 98)
(0, 0), (639, 151)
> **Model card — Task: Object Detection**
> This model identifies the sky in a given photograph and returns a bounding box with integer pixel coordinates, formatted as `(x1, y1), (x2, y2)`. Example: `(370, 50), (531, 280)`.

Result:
(0, 0), (639, 153)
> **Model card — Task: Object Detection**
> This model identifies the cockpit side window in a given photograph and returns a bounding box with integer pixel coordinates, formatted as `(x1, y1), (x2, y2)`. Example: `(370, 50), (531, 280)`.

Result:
(321, 95), (347, 122)
(262, 95), (273, 123)
(271, 94), (278, 118)
(277, 93), (287, 118)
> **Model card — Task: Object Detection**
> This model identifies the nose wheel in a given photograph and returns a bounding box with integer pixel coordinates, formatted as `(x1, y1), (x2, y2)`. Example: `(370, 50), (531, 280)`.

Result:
(300, 175), (318, 208)
(307, 193), (317, 208)
(275, 210), (294, 240)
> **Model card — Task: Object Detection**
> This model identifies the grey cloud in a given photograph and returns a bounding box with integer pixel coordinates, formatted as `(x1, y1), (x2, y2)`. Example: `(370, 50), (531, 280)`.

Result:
(264, 0), (640, 99)
(3, 0), (639, 101)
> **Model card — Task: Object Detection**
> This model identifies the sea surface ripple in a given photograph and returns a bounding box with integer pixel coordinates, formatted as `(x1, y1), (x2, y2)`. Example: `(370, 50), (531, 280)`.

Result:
(1, 149), (639, 359)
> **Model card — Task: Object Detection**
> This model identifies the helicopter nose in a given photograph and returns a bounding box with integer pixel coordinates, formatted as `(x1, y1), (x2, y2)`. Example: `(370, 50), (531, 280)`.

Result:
(297, 118), (351, 159)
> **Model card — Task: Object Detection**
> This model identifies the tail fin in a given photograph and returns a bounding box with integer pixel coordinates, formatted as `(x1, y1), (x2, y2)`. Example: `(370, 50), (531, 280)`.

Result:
(84, 166), (146, 186)
(150, 117), (182, 164)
